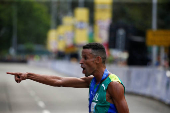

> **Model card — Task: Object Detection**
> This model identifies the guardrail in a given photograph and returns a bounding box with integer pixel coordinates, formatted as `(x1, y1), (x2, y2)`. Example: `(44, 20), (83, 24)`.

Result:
(28, 60), (170, 105)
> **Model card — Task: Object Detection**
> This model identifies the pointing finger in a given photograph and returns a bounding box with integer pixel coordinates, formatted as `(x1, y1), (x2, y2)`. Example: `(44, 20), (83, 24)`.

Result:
(6, 72), (21, 75)
(7, 72), (17, 75)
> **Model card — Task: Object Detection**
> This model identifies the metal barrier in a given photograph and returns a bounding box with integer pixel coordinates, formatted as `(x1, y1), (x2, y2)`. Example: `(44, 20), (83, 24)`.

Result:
(28, 60), (170, 105)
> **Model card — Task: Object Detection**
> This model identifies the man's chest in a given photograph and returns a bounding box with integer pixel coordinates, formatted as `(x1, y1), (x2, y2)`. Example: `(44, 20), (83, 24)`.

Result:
(92, 84), (113, 104)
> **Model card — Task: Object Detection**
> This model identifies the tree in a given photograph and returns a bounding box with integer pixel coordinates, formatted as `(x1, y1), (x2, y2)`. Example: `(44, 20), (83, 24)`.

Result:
(0, 0), (50, 55)
(17, 1), (50, 44)
(0, 1), (13, 55)
(112, 2), (152, 36)
(112, 0), (170, 36)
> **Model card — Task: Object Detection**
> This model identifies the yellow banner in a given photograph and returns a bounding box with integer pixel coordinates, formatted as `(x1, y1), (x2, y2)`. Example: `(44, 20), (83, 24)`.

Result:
(62, 16), (74, 47)
(94, 0), (112, 44)
(74, 8), (89, 45)
(74, 8), (89, 22)
(62, 16), (74, 25)
(57, 26), (66, 51)
(95, 0), (112, 4)
(147, 30), (170, 46)
(47, 29), (57, 52)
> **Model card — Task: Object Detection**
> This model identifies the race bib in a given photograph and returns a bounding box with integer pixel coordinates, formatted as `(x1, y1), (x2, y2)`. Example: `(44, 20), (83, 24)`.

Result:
(91, 102), (97, 113)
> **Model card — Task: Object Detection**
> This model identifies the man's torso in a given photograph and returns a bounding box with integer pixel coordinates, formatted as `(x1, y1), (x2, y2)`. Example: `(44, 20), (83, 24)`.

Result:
(89, 74), (124, 113)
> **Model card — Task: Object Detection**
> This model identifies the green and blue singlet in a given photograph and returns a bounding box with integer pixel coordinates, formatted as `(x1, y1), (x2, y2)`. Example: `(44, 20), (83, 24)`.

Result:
(89, 74), (125, 113)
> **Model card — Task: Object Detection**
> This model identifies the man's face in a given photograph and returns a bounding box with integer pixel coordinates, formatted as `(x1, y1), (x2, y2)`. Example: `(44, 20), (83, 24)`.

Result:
(80, 49), (97, 77)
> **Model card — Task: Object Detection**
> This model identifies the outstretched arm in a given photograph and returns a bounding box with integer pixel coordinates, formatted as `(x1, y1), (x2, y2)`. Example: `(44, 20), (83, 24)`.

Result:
(6, 72), (93, 88)
(108, 81), (129, 113)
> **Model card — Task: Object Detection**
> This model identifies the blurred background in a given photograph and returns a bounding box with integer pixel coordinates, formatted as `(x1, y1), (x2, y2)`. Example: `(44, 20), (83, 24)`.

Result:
(0, 0), (169, 68)
(0, 0), (170, 113)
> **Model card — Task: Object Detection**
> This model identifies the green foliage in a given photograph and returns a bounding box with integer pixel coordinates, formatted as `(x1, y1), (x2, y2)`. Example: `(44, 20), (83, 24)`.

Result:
(157, 2), (170, 29)
(24, 42), (34, 53)
(113, 2), (152, 36)
(113, 1), (170, 36)
(0, 2), (13, 55)
(0, 0), (50, 55)
(16, 1), (50, 45)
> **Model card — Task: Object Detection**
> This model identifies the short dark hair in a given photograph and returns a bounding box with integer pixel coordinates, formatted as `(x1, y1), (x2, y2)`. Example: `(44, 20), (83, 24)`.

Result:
(83, 43), (106, 64)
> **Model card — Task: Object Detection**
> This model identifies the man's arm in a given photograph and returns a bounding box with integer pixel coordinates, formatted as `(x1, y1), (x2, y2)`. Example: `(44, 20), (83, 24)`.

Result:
(6, 72), (93, 88)
(108, 81), (129, 113)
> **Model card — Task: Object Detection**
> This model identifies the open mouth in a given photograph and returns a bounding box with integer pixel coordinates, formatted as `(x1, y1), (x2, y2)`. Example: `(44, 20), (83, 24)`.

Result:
(83, 68), (85, 72)
(81, 66), (86, 73)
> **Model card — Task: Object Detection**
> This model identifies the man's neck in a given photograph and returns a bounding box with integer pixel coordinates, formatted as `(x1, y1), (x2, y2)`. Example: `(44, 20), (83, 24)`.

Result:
(93, 67), (106, 84)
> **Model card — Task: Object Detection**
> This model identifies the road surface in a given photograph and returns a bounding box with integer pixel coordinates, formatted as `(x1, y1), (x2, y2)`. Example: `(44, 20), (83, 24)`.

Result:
(0, 63), (170, 113)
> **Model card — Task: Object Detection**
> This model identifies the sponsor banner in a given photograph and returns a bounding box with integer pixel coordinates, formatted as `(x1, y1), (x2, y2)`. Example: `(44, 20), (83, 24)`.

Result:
(62, 16), (74, 47)
(147, 30), (170, 46)
(74, 8), (89, 45)
(47, 29), (58, 52)
(94, 0), (112, 44)
(57, 26), (66, 52)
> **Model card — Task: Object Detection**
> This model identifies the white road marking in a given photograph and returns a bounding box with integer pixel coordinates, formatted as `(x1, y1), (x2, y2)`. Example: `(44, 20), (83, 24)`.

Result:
(22, 82), (51, 113)
(38, 101), (45, 108)
(42, 110), (51, 113)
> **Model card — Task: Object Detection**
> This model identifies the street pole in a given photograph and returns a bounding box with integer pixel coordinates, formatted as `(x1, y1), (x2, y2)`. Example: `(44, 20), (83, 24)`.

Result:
(160, 46), (165, 66)
(68, 0), (72, 15)
(51, 0), (57, 59)
(11, 4), (17, 56)
(51, 0), (57, 29)
(152, 0), (164, 67)
(79, 0), (84, 7)
(152, 0), (157, 66)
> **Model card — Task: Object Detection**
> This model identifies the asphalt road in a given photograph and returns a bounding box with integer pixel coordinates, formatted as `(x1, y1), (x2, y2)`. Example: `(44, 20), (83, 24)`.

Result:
(0, 63), (170, 113)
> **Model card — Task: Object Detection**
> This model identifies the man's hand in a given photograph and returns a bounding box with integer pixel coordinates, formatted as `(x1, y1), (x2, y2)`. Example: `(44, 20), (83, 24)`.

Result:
(6, 72), (28, 83)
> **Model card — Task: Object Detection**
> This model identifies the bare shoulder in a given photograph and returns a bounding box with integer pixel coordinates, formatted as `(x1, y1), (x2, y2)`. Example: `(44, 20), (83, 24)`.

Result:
(108, 81), (125, 98)
(108, 81), (129, 113)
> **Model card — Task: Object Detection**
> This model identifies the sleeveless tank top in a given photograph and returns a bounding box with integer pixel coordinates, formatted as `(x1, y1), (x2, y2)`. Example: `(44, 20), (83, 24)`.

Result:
(89, 74), (125, 113)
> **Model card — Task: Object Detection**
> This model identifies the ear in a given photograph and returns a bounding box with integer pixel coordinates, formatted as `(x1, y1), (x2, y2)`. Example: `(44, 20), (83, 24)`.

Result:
(95, 56), (102, 64)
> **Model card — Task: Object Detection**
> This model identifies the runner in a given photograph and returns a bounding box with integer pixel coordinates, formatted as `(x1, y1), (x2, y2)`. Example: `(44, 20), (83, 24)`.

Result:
(7, 42), (129, 113)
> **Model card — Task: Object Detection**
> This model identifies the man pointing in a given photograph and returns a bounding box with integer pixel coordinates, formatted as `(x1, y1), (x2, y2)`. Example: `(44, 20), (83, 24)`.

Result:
(7, 42), (129, 113)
